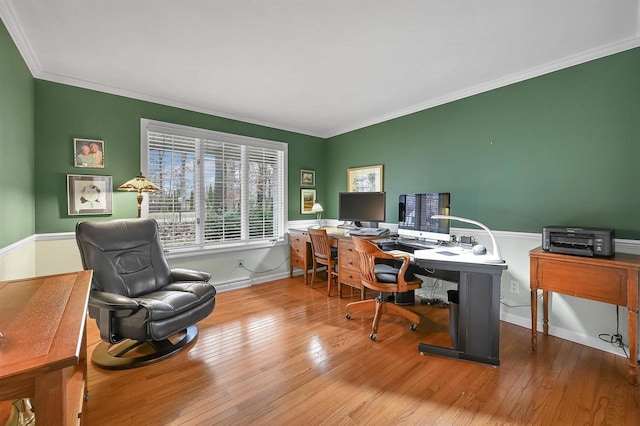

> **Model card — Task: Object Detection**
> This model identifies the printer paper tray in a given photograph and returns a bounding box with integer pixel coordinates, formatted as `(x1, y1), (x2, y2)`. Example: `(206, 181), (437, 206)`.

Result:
(549, 246), (594, 257)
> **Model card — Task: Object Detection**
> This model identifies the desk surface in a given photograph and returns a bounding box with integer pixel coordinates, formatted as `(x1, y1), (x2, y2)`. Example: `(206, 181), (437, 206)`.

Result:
(0, 271), (91, 379)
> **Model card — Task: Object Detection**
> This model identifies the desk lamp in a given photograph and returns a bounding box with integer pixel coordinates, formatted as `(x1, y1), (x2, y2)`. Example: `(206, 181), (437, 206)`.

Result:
(432, 215), (504, 264)
(118, 174), (160, 218)
(310, 201), (324, 228)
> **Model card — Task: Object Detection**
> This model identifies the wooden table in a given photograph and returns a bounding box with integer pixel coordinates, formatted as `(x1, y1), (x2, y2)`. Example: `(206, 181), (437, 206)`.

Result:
(0, 271), (92, 425)
(529, 247), (640, 385)
(289, 227), (373, 297)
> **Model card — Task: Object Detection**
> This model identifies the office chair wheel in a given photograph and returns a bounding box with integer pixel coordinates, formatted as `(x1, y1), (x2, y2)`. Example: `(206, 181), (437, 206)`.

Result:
(370, 333), (377, 341)
(410, 323), (417, 331)
(346, 313), (352, 319)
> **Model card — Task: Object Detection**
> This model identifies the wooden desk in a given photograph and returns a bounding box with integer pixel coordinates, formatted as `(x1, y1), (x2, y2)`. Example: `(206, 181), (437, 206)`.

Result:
(289, 228), (372, 297)
(529, 247), (640, 385)
(0, 271), (92, 425)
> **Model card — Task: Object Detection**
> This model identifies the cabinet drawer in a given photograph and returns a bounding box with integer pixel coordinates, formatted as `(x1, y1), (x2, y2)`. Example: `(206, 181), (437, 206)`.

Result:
(340, 268), (361, 287)
(338, 240), (361, 287)
(290, 252), (305, 269)
(538, 259), (627, 306)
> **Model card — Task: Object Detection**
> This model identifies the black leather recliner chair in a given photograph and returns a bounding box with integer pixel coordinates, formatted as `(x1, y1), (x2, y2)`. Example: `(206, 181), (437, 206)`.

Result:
(75, 218), (216, 369)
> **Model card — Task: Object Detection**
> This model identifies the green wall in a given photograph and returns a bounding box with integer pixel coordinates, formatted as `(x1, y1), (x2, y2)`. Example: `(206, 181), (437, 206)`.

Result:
(0, 20), (34, 247)
(327, 48), (640, 239)
(34, 81), (325, 233)
(2, 13), (639, 243)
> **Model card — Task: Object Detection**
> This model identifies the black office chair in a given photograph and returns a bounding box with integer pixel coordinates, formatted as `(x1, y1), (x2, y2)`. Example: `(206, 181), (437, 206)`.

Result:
(75, 218), (216, 369)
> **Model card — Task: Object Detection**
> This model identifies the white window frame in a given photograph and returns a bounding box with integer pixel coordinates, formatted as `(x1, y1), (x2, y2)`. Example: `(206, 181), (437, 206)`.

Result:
(140, 119), (288, 255)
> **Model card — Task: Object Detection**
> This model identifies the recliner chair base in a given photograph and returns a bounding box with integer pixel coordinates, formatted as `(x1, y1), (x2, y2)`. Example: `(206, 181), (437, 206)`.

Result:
(91, 325), (198, 370)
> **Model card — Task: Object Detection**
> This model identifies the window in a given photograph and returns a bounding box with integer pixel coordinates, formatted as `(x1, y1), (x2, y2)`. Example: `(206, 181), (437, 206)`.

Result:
(141, 119), (288, 251)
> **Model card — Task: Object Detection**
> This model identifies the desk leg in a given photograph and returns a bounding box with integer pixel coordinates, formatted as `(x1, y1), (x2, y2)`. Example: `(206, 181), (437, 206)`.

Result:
(531, 288), (537, 352)
(542, 290), (549, 335)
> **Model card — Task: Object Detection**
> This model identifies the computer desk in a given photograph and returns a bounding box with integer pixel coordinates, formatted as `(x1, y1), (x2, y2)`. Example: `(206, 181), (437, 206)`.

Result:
(290, 229), (508, 365)
(382, 241), (508, 366)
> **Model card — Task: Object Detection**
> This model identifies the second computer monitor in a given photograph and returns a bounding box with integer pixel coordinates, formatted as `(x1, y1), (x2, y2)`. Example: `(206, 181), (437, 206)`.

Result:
(338, 191), (386, 227)
(398, 192), (451, 242)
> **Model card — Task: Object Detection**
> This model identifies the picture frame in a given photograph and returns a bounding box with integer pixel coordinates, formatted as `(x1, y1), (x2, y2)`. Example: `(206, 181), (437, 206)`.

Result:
(300, 188), (317, 214)
(300, 169), (315, 186)
(74, 138), (105, 168)
(347, 164), (384, 192)
(67, 174), (113, 215)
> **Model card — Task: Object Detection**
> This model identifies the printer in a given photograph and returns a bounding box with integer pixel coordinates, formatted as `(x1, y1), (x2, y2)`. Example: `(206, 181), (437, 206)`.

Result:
(542, 226), (614, 258)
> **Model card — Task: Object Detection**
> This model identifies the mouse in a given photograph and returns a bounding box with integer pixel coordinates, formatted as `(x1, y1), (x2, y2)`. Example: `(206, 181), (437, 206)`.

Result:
(472, 244), (487, 256)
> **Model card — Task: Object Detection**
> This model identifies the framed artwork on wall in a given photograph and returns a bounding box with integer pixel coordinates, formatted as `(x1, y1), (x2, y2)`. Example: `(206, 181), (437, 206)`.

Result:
(67, 174), (113, 215)
(300, 169), (315, 186)
(347, 164), (383, 192)
(300, 188), (317, 214)
(74, 138), (105, 168)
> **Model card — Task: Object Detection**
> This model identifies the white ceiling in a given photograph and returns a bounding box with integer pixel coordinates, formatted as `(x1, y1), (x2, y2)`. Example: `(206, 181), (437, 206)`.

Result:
(1, 1), (639, 138)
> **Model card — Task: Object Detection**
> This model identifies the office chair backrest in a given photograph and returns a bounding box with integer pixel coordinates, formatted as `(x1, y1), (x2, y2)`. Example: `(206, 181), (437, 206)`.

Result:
(308, 228), (332, 263)
(351, 237), (414, 294)
(76, 219), (172, 297)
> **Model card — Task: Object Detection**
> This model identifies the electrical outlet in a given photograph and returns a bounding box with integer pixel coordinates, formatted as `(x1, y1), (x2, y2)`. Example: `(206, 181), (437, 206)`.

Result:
(509, 281), (520, 295)
(238, 258), (243, 267)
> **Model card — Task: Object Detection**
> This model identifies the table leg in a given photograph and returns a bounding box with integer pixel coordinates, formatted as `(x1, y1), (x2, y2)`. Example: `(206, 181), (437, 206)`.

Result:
(542, 290), (549, 335)
(531, 288), (538, 352)
(628, 306), (638, 385)
(34, 369), (66, 426)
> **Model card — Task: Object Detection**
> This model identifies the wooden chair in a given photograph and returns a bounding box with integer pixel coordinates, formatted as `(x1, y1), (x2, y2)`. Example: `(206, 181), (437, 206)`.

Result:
(346, 237), (422, 340)
(307, 228), (339, 296)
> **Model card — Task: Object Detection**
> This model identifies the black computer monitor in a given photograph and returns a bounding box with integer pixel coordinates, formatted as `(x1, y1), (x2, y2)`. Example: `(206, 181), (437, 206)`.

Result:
(338, 191), (386, 227)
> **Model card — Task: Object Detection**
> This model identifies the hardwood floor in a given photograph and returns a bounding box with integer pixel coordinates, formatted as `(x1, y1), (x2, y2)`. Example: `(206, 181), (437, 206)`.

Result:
(82, 276), (640, 425)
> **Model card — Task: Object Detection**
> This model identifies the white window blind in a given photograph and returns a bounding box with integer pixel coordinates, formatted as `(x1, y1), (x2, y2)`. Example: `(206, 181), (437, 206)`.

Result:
(142, 119), (287, 250)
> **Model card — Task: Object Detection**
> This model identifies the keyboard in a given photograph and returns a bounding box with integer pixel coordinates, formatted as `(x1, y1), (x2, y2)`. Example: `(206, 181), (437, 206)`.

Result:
(397, 238), (437, 249)
(349, 227), (390, 236)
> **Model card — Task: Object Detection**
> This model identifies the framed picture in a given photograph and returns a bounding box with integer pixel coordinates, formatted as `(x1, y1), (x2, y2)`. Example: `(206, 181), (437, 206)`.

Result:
(300, 188), (317, 214)
(347, 164), (384, 192)
(67, 174), (113, 215)
(74, 138), (105, 168)
(300, 169), (315, 186)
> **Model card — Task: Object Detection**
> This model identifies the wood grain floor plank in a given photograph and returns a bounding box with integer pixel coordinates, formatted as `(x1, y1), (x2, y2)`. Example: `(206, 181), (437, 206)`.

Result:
(81, 277), (640, 425)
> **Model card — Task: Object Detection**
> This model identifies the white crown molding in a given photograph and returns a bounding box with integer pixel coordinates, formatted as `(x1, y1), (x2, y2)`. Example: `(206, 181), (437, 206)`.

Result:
(2, 2), (640, 139)
(32, 70), (321, 138)
(0, 0), (41, 76)
(326, 36), (640, 138)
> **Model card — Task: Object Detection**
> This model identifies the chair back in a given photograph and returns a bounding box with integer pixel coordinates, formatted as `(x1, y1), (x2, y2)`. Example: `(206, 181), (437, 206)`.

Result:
(308, 228), (333, 264)
(351, 237), (415, 294)
(76, 219), (172, 297)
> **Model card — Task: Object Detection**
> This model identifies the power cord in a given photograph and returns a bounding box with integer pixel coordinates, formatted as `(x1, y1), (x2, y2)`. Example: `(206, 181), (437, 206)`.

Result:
(420, 279), (448, 307)
(499, 292), (541, 308)
(236, 256), (290, 275)
(598, 305), (630, 360)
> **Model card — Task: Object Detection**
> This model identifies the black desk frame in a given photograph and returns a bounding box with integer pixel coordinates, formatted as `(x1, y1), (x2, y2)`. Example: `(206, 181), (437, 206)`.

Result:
(414, 257), (507, 366)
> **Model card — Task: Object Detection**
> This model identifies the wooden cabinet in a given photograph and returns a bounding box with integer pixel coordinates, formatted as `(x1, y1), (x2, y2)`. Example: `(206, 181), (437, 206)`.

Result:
(289, 231), (312, 283)
(529, 247), (640, 384)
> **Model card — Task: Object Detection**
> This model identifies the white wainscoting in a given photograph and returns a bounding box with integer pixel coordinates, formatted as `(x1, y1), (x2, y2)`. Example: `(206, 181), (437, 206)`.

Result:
(1, 221), (638, 358)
